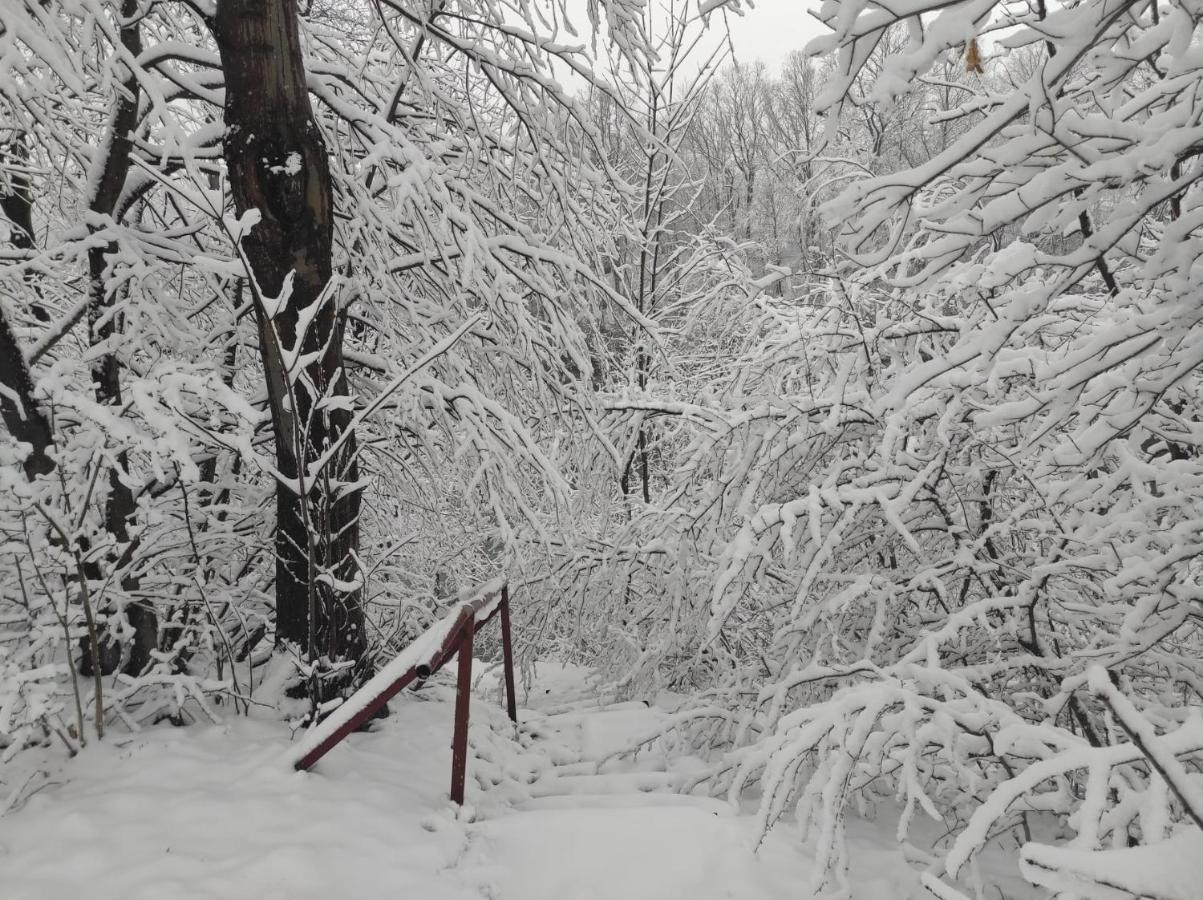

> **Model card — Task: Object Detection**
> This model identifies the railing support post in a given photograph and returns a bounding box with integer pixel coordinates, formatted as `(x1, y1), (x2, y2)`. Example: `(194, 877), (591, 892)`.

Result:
(450, 620), (474, 805)
(289, 582), (516, 805)
(500, 585), (518, 724)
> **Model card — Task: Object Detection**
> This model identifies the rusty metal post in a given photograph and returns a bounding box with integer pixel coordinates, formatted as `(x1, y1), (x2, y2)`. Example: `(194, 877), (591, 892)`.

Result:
(450, 620), (475, 805)
(499, 585), (518, 723)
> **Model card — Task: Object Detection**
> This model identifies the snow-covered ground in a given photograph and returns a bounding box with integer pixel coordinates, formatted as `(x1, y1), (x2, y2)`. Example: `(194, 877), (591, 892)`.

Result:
(0, 662), (965, 900)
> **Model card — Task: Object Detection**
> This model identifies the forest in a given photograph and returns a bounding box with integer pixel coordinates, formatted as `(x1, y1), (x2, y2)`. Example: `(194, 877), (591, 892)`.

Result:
(2, 0), (1203, 898)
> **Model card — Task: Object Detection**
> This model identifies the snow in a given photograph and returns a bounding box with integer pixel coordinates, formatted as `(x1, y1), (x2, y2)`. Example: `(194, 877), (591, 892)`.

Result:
(268, 152), (303, 176)
(0, 660), (932, 900)
(461, 806), (805, 900)
(1021, 829), (1203, 900)
(0, 710), (468, 900)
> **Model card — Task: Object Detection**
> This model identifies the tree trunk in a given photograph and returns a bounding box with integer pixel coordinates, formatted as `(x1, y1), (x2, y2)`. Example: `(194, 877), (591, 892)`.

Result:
(0, 304), (54, 478)
(1, 130), (54, 478)
(213, 0), (368, 701)
(0, 133), (48, 322)
(82, 0), (156, 677)
(744, 168), (755, 241)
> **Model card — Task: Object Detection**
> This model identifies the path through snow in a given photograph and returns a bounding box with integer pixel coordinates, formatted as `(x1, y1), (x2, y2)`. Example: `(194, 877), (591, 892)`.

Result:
(0, 663), (922, 899)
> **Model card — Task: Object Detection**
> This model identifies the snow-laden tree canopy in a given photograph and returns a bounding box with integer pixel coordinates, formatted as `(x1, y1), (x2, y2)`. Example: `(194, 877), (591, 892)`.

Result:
(4, 0), (1203, 896)
(538, 0), (1203, 896)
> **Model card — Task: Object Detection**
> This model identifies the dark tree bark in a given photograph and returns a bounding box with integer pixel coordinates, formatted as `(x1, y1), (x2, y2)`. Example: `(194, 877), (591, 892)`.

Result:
(0, 303), (54, 478)
(213, 0), (368, 699)
(1, 130), (54, 478)
(0, 146), (36, 256)
(0, 134), (49, 323)
(82, 0), (156, 676)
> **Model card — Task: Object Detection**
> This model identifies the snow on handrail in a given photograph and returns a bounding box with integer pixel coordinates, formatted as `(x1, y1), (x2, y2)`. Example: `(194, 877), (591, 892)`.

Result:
(285, 576), (510, 774)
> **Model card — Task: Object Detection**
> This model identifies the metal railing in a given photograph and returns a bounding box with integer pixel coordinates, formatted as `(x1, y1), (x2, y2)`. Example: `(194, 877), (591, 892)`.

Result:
(287, 583), (517, 805)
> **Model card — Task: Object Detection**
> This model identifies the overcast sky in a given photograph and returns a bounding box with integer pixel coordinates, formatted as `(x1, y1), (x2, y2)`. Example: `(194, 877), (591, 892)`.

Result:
(720, 0), (827, 72)
(550, 0), (827, 88)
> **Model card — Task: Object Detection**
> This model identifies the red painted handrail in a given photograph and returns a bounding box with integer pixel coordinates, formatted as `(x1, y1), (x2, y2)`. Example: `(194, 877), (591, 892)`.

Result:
(287, 582), (518, 805)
